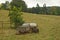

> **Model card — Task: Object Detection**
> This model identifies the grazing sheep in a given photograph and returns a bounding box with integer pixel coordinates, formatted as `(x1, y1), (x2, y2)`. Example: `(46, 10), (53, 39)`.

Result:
(16, 23), (39, 34)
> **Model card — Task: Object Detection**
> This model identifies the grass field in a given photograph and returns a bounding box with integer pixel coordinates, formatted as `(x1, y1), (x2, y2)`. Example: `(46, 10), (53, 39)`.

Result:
(0, 10), (60, 40)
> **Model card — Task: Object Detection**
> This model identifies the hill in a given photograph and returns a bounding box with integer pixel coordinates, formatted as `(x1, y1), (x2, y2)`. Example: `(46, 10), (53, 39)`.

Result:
(0, 10), (60, 40)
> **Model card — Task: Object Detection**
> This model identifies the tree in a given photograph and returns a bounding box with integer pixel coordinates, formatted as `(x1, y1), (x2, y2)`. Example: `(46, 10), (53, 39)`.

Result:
(50, 6), (57, 15)
(43, 3), (48, 14)
(56, 7), (60, 15)
(1, 3), (5, 9)
(32, 7), (36, 13)
(9, 6), (24, 28)
(10, 0), (27, 12)
(36, 3), (40, 14)
(5, 1), (10, 10)
(0, 4), (1, 9)
(1, 1), (10, 10)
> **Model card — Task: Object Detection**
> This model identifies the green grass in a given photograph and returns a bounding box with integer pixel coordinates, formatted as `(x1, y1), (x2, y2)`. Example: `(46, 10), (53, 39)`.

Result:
(0, 10), (60, 40)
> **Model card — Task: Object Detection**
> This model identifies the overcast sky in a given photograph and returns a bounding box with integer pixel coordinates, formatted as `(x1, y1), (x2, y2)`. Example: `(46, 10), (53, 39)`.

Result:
(0, 0), (60, 8)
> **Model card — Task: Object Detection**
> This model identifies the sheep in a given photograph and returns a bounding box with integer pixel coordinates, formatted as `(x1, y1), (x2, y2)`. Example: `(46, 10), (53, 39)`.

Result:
(22, 23), (37, 28)
(29, 23), (39, 33)
(16, 23), (39, 34)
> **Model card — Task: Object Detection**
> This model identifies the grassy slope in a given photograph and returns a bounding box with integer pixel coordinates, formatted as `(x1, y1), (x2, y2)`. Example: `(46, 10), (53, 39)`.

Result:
(0, 10), (60, 40)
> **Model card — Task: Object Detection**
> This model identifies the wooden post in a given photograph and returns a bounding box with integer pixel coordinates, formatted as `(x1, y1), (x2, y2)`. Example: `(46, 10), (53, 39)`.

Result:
(2, 21), (3, 29)
(1, 21), (4, 34)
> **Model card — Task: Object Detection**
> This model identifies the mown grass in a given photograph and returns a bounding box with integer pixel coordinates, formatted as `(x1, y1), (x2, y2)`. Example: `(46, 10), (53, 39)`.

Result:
(0, 10), (60, 40)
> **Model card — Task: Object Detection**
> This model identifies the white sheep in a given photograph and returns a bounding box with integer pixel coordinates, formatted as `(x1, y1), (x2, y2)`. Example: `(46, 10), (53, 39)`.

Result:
(16, 23), (39, 34)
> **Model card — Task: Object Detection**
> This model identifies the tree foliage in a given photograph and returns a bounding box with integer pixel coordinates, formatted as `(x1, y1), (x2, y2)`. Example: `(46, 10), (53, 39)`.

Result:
(1, 1), (10, 10)
(43, 3), (48, 14)
(0, 0), (60, 15)
(26, 4), (41, 14)
(10, 0), (27, 12)
(26, 3), (60, 15)
(36, 4), (41, 14)
(9, 6), (24, 28)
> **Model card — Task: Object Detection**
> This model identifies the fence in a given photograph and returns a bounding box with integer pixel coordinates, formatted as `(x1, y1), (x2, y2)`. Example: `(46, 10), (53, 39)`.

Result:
(0, 21), (11, 29)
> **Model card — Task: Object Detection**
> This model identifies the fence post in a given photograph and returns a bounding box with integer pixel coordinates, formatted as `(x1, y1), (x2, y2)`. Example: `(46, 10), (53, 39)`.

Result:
(2, 21), (3, 29)
(0, 21), (4, 35)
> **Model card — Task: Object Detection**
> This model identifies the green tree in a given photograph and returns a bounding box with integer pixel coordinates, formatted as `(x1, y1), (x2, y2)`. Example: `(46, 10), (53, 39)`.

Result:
(0, 4), (1, 9)
(43, 3), (48, 14)
(9, 6), (24, 28)
(10, 0), (27, 11)
(1, 1), (10, 10)
(5, 1), (10, 10)
(50, 6), (57, 15)
(36, 3), (40, 14)
(56, 7), (60, 15)
(1, 3), (5, 9)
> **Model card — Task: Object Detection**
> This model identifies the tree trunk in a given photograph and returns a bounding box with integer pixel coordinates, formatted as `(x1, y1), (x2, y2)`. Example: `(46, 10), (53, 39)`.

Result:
(15, 23), (18, 29)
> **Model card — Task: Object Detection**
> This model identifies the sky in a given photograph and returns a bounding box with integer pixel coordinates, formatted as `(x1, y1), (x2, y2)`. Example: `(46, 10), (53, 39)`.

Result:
(0, 0), (60, 8)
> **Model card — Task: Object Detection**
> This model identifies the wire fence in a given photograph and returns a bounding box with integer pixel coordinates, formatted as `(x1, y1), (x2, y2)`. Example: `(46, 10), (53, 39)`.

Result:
(0, 21), (11, 29)
(0, 21), (16, 40)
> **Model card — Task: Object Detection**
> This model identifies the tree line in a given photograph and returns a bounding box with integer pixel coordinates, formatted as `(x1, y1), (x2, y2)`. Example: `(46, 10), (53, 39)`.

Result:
(26, 4), (60, 15)
(0, 0), (60, 15)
